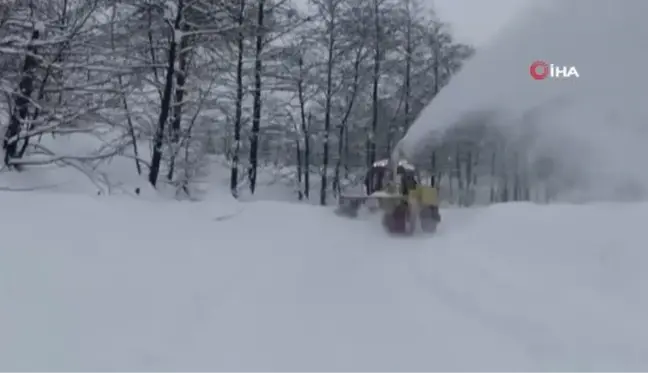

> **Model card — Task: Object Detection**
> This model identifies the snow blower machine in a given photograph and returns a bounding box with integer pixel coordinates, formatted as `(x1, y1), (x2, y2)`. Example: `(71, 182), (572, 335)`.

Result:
(335, 158), (441, 235)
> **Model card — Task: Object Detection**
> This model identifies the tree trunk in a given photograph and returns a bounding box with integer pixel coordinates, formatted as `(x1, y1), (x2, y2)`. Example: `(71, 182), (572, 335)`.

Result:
(455, 147), (464, 205)
(333, 47), (363, 196)
(367, 0), (381, 169)
(230, 0), (246, 198)
(489, 150), (496, 203)
(248, 0), (265, 194)
(3, 28), (40, 166)
(297, 55), (310, 199)
(319, 10), (336, 206)
(465, 149), (473, 206)
(344, 125), (350, 179)
(513, 152), (521, 201)
(295, 139), (303, 200)
(167, 23), (190, 181)
(148, 0), (183, 187)
(403, 0), (412, 130)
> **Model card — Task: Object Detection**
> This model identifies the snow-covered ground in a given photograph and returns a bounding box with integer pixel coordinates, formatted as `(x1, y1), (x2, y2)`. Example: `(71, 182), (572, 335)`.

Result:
(2, 189), (648, 371)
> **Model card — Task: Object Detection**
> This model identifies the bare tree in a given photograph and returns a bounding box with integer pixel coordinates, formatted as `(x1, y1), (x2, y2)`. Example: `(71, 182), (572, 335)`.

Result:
(247, 0), (265, 194)
(310, 0), (343, 206)
(148, 0), (184, 187)
(230, 0), (247, 198)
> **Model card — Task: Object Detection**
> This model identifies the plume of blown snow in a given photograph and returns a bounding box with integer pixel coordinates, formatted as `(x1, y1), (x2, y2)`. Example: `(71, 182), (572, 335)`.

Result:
(398, 0), (648, 201)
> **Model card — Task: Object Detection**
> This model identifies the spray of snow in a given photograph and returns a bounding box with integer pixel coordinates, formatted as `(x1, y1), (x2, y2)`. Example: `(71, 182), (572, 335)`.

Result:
(398, 0), (648, 201)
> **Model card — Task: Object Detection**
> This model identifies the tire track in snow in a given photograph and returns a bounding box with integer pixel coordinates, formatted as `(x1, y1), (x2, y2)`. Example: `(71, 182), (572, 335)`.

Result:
(400, 242), (572, 369)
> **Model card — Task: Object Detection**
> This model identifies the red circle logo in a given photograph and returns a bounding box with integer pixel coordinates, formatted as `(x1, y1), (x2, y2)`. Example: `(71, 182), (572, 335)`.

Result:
(530, 60), (549, 80)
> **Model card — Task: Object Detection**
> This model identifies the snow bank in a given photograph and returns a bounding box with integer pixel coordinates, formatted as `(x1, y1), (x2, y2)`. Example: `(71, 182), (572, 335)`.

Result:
(1, 190), (647, 370)
(399, 0), (648, 201)
(0, 132), (153, 196)
(0, 133), (322, 203)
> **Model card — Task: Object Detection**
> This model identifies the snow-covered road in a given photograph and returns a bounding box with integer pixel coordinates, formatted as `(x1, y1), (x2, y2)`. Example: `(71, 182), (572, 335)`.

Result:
(1, 192), (647, 370)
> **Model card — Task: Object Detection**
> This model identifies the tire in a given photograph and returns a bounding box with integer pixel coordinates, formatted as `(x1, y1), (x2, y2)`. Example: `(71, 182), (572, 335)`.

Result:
(382, 202), (413, 235)
(419, 206), (440, 233)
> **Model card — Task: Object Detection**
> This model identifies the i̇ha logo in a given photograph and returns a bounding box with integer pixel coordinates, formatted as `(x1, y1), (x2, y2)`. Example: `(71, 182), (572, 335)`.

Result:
(529, 60), (579, 80)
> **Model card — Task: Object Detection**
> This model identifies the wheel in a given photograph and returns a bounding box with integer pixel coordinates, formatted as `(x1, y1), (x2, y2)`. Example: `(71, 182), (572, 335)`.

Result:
(382, 202), (414, 235)
(419, 206), (440, 233)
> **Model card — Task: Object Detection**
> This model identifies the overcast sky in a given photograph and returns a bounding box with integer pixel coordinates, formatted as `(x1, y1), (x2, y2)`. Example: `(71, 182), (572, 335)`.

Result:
(431, 0), (531, 46)
(293, 0), (531, 47)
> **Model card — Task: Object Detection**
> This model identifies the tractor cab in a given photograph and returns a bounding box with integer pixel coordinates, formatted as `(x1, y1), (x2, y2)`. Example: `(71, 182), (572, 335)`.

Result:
(364, 159), (418, 196)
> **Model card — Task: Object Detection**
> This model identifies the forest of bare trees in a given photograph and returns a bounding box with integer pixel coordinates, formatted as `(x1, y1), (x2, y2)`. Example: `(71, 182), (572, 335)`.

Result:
(0, 0), (492, 205)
